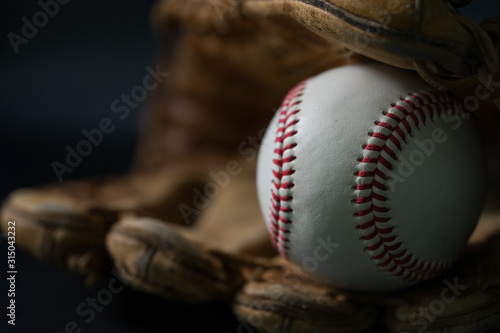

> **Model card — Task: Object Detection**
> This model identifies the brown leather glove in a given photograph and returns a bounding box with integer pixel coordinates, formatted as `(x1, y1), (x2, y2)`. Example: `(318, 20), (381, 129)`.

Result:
(2, 0), (500, 332)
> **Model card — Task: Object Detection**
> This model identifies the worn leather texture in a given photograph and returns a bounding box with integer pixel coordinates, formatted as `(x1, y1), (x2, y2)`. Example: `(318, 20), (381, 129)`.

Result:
(1, 0), (500, 332)
(257, 63), (486, 291)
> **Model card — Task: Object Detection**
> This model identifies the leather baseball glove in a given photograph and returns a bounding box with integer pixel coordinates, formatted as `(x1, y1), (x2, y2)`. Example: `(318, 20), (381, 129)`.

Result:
(2, 0), (500, 332)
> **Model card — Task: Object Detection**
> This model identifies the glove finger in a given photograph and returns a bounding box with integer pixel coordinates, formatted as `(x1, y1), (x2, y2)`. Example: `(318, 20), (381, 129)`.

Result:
(0, 165), (208, 283)
(385, 211), (500, 333)
(106, 216), (234, 303)
(1, 186), (116, 285)
(240, 0), (500, 96)
(233, 261), (381, 333)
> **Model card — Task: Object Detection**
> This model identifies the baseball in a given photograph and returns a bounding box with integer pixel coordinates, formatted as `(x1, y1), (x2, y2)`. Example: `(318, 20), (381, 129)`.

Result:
(256, 63), (486, 292)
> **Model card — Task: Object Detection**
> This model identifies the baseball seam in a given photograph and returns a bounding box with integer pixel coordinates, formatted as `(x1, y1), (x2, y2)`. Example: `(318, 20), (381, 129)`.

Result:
(353, 90), (461, 283)
(269, 81), (305, 257)
(270, 82), (461, 284)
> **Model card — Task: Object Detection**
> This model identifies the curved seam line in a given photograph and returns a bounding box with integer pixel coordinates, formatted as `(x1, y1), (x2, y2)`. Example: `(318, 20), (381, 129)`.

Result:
(354, 90), (461, 282)
(269, 82), (306, 258)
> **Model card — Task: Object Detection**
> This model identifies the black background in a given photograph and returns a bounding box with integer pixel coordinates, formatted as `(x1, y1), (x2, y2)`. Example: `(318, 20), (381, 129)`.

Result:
(0, 1), (499, 332)
(0, 1), (239, 332)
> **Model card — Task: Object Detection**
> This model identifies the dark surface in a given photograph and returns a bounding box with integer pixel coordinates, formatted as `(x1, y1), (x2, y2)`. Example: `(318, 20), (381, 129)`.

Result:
(1, 1), (499, 333)
(0, 1), (239, 332)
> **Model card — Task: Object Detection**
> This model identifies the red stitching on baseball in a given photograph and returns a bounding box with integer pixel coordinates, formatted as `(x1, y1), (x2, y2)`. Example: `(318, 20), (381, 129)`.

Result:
(269, 82), (459, 283)
(353, 91), (460, 283)
(269, 81), (306, 257)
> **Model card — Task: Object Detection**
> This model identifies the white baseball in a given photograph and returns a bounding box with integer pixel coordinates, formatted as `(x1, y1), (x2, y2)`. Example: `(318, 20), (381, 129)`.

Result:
(256, 63), (486, 292)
